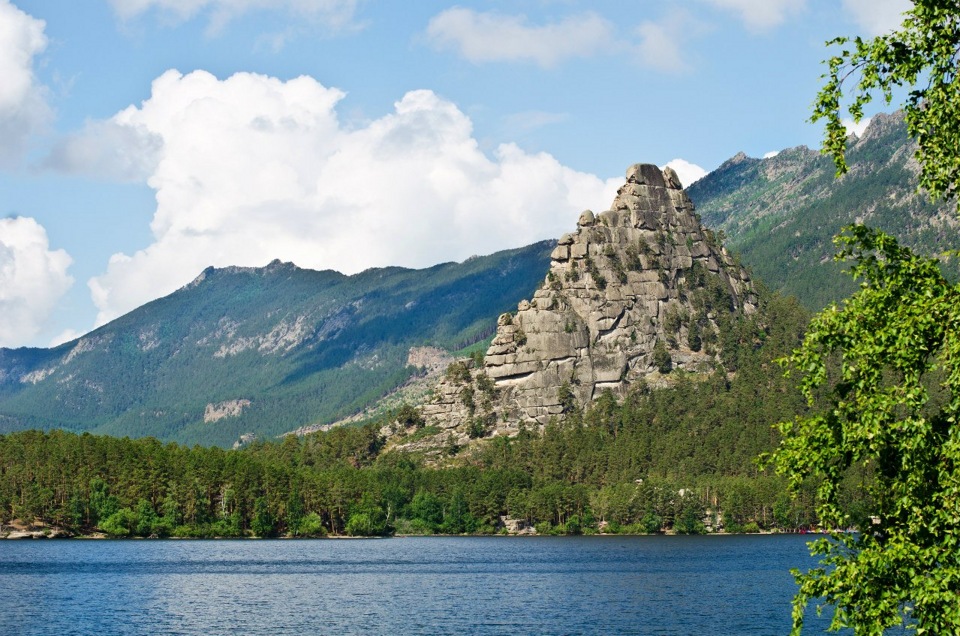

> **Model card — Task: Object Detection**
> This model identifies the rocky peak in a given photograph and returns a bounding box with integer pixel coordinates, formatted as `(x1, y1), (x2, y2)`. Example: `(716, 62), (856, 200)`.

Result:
(405, 163), (758, 447)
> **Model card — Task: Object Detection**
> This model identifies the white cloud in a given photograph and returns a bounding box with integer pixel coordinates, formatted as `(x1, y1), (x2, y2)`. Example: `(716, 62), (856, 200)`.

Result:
(700, 0), (806, 31)
(50, 328), (83, 347)
(108, 0), (359, 33)
(425, 7), (703, 74)
(634, 11), (697, 73)
(425, 8), (614, 68)
(842, 116), (871, 137)
(763, 150), (781, 159)
(0, 217), (73, 347)
(662, 159), (707, 188)
(0, 0), (51, 167)
(842, 0), (910, 36)
(500, 110), (568, 137)
(44, 118), (163, 181)
(71, 70), (621, 326)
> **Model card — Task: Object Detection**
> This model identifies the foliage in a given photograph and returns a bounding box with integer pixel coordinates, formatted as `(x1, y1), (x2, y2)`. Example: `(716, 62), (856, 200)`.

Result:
(812, 0), (960, 205)
(514, 328), (527, 347)
(652, 340), (672, 374)
(0, 288), (823, 540)
(583, 256), (607, 290)
(766, 226), (960, 634)
(395, 403), (425, 429)
(557, 382), (577, 414)
(445, 361), (472, 384)
(760, 5), (960, 633)
(344, 493), (390, 536)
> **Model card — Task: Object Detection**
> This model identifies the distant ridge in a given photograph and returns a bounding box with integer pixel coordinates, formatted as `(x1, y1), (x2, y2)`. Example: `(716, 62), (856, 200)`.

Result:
(0, 242), (554, 446)
(688, 111), (960, 309)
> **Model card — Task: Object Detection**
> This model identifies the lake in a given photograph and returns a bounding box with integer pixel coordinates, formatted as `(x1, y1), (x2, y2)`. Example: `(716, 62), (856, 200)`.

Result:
(0, 534), (844, 635)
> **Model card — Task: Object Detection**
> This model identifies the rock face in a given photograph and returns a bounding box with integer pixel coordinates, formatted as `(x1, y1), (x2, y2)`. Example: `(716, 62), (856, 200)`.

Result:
(411, 164), (757, 443)
(203, 399), (252, 423)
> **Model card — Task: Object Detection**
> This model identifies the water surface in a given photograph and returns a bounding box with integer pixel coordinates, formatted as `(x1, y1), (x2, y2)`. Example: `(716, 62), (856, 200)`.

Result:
(0, 534), (840, 635)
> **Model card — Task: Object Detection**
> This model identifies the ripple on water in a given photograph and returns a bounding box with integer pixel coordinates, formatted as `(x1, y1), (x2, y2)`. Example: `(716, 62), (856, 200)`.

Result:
(0, 535), (853, 635)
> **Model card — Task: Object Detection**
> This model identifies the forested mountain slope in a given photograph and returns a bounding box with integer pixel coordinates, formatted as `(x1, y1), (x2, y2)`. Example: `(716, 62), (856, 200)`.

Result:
(688, 112), (960, 309)
(0, 242), (554, 447)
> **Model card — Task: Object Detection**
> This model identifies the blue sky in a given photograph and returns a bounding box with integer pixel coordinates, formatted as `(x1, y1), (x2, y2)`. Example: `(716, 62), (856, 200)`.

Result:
(0, 0), (910, 348)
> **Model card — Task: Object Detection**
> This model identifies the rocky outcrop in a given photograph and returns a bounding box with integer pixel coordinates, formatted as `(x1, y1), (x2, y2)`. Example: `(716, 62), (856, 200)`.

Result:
(406, 164), (757, 446)
(1, 520), (73, 539)
(204, 399), (252, 423)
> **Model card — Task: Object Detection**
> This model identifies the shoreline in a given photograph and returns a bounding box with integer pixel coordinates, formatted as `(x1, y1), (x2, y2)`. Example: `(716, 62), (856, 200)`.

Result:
(1, 528), (822, 540)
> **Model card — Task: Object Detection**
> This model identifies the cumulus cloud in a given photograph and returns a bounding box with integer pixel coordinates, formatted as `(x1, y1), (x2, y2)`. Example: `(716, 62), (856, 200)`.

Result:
(425, 8), (614, 68)
(44, 118), (163, 181)
(842, 0), (910, 36)
(0, 0), (51, 167)
(634, 11), (700, 73)
(700, 0), (806, 31)
(842, 116), (872, 137)
(69, 70), (621, 325)
(662, 159), (707, 188)
(0, 217), (73, 347)
(108, 0), (359, 33)
(49, 328), (83, 347)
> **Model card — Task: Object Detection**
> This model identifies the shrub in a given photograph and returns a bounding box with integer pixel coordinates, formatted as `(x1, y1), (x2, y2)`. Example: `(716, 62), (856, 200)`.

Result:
(396, 403), (425, 429)
(652, 340), (672, 374)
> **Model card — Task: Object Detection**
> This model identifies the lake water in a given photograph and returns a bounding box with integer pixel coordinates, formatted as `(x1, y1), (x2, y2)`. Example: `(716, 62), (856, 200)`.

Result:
(0, 534), (845, 635)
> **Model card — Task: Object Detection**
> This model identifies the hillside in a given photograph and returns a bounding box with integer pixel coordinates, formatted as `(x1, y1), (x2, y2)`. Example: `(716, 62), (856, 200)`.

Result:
(688, 112), (960, 309)
(0, 242), (553, 447)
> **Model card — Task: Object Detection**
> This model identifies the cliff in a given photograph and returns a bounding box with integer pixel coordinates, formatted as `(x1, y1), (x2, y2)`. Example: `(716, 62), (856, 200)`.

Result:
(398, 163), (758, 448)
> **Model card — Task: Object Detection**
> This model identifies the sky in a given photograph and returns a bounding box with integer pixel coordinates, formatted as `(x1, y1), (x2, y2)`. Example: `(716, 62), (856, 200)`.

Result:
(0, 0), (911, 349)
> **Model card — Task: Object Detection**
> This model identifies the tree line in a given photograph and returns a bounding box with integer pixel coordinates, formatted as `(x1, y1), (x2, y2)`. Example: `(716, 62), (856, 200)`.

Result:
(0, 293), (875, 539)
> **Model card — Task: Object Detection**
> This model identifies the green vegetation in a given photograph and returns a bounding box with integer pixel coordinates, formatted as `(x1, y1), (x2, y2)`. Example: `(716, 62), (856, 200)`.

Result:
(0, 242), (554, 447)
(813, 0), (960, 205)
(766, 4), (960, 633)
(0, 293), (826, 539)
(767, 227), (960, 633)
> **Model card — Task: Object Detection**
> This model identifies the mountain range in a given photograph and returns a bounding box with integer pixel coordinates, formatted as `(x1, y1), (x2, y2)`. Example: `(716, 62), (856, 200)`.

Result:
(688, 111), (960, 309)
(0, 244), (552, 446)
(0, 111), (951, 447)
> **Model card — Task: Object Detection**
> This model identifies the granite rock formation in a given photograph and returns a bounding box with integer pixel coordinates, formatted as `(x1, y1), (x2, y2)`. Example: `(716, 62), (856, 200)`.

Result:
(400, 163), (757, 448)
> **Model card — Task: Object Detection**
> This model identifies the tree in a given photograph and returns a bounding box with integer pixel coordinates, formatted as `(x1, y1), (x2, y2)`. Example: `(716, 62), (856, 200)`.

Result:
(412, 490), (444, 522)
(768, 226), (960, 633)
(100, 508), (137, 537)
(251, 496), (275, 538)
(812, 0), (960, 205)
(294, 512), (327, 537)
(652, 340), (672, 374)
(344, 493), (389, 536)
(769, 3), (960, 632)
(395, 403), (425, 429)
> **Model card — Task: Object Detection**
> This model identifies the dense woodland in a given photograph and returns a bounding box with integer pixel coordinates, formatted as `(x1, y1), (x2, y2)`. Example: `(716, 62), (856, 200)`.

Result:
(0, 292), (873, 538)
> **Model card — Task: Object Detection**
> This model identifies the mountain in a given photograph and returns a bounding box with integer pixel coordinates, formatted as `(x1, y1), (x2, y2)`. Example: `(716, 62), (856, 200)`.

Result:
(688, 112), (960, 309)
(391, 163), (759, 450)
(0, 243), (554, 447)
